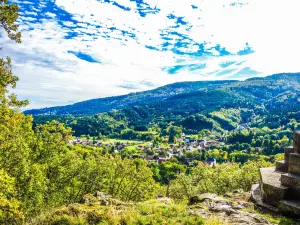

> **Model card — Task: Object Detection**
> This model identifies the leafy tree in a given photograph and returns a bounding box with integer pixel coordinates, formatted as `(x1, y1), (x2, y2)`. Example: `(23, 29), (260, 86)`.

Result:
(33, 121), (72, 163)
(227, 130), (253, 144)
(157, 162), (186, 186)
(181, 114), (217, 131)
(0, 169), (23, 224)
(0, 0), (21, 43)
(167, 125), (182, 143)
(120, 129), (137, 140)
(0, 0), (44, 218)
(104, 157), (156, 201)
(169, 160), (272, 201)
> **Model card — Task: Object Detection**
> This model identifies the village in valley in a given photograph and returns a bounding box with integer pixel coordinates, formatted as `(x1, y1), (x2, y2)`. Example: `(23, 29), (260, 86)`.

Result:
(68, 133), (226, 166)
(65, 118), (294, 167)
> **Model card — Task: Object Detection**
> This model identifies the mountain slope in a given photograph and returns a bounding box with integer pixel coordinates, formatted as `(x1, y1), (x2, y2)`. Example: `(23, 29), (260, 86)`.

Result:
(97, 73), (300, 120)
(30, 73), (300, 137)
(25, 80), (237, 115)
(25, 73), (300, 116)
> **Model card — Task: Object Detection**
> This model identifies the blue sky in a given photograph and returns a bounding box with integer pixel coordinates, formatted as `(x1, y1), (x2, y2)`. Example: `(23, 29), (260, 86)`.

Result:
(0, 0), (300, 109)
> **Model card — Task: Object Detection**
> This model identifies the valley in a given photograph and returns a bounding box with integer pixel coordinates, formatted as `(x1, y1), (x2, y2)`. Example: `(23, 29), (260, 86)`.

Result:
(1, 0), (300, 223)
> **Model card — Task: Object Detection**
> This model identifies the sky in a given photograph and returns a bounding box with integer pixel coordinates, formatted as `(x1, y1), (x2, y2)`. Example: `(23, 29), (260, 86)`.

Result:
(1, 0), (300, 109)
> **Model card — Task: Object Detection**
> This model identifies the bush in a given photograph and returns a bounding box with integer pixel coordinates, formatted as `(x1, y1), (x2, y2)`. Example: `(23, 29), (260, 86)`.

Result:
(169, 160), (272, 201)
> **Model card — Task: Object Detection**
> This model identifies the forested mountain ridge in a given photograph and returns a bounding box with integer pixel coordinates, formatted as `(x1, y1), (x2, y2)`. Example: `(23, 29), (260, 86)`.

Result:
(25, 73), (300, 116)
(25, 80), (237, 115)
(30, 73), (300, 138)
(223, 73), (300, 102)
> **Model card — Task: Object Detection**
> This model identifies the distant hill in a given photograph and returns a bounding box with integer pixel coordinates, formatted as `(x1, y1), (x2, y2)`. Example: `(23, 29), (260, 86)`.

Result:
(25, 73), (300, 117)
(24, 80), (237, 115)
(108, 73), (300, 123)
(29, 73), (300, 137)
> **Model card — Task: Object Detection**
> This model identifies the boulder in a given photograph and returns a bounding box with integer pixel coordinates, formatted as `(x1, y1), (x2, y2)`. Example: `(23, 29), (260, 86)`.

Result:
(189, 193), (226, 205)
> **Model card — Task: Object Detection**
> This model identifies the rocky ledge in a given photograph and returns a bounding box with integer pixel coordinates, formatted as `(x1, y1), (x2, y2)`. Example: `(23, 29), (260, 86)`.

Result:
(31, 191), (300, 225)
(189, 193), (273, 225)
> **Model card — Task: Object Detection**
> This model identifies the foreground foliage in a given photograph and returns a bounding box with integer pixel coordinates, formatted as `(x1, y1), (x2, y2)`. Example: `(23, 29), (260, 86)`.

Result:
(29, 192), (300, 225)
(30, 199), (205, 225)
(169, 160), (272, 201)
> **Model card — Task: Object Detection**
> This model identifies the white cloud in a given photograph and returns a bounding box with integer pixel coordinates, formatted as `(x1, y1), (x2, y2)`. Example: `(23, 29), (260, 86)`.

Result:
(22, 11), (38, 16)
(1, 0), (300, 109)
(45, 12), (57, 18)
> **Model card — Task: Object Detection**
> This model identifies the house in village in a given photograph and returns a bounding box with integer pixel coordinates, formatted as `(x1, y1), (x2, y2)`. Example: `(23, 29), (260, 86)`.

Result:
(145, 155), (158, 163)
(158, 155), (169, 164)
(204, 140), (225, 150)
(236, 123), (250, 131)
(204, 158), (217, 167)
(187, 158), (195, 166)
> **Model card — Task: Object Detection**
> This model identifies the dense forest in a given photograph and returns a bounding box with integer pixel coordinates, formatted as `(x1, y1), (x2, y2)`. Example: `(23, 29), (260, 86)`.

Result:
(26, 73), (300, 117)
(25, 80), (237, 115)
(28, 73), (300, 137)
(29, 73), (300, 163)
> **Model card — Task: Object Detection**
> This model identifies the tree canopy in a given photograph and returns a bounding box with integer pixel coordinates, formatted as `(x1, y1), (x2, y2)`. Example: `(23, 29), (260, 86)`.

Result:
(0, 0), (21, 43)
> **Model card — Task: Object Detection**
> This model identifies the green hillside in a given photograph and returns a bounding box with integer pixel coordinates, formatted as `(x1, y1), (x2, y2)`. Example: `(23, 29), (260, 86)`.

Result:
(31, 73), (300, 137)
(25, 80), (237, 115)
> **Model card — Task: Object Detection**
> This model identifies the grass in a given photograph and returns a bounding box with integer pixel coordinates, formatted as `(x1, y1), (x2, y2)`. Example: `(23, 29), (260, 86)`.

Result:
(204, 217), (231, 225)
(28, 192), (300, 225)
(28, 199), (206, 225)
(243, 203), (300, 225)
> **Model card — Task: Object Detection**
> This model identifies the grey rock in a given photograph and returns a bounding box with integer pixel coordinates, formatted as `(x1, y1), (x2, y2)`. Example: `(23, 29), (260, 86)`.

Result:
(189, 193), (273, 225)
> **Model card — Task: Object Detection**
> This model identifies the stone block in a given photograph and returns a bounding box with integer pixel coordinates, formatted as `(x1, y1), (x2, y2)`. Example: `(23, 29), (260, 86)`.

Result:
(276, 160), (288, 172)
(251, 184), (279, 212)
(284, 146), (294, 164)
(253, 131), (300, 216)
(288, 153), (300, 175)
(261, 183), (289, 207)
(294, 131), (300, 153)
(281, 173), (300, 192)
(279, 200), (300, 217)
(260, 167), (289, 207)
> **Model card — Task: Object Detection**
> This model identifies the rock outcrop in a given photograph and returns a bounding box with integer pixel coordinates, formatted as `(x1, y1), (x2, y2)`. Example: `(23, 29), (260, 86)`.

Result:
(189, 193), (272, 225)
(81, 191), (132, 206)
(252, 131), (300, 217)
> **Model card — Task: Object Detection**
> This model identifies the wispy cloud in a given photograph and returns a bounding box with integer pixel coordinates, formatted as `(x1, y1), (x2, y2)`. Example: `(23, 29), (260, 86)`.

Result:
(1, 0), (300, 109)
